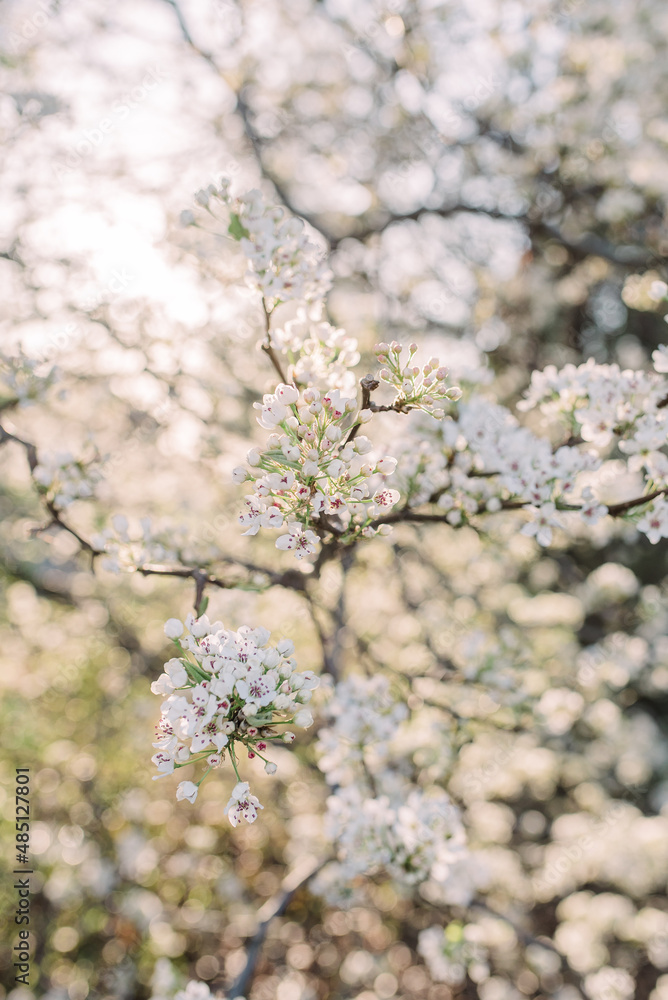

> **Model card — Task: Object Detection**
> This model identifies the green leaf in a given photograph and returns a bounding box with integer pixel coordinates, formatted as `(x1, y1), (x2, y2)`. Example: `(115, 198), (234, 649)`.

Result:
(228, 212), (250, 241)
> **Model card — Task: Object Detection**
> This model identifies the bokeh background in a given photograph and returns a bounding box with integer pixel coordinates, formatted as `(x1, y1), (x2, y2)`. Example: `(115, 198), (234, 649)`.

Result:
(2, 0), (668, 998)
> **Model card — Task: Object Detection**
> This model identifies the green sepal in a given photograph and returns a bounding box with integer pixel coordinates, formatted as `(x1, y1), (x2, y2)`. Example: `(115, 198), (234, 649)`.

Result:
(228, 212), (250, 240)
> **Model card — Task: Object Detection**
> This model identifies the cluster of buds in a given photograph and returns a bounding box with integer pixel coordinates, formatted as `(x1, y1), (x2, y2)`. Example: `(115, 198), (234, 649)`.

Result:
(375, 342), (463, 417)
(151, 614), (318, 826)
(92, 514), (184, 573)
(235, 383), (400, 557)
(270, 306), (360, 392)
(33, 449), (105, 510)
(188, 180), (332, 308)
(0, 350), (60, 409)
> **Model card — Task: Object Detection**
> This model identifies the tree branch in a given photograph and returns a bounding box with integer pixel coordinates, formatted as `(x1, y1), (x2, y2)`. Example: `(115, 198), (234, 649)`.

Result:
(261, 297), (290, 384)
(1, 421), (101, 563)
(344, 374), (379, 445)
(225, 859), (330, 999)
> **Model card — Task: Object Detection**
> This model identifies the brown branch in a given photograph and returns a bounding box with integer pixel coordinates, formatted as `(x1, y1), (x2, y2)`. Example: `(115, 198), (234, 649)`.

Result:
(0, 423), (38, 471)
(41, 502), (101, 558)
(137, 560), (308, 615)
(138, 565), (233, 615)
(1, 422), (101, 563)
(260, 297), (290, 384)
(344, 374), (379, 445)
(225, 859), (330, 999)
(606, 487), (667, 516)
(372, 486), (668, 531)
(161, 0), (219, 71)
(161, 0), (332, 247)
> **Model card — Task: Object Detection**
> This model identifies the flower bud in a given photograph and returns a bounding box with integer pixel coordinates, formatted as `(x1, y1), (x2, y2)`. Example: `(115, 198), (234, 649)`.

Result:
(354, 436), (373, 455)
(282, 732), (296, 744)
(376, 457), (397, 475)
(176, 780), (198, 803)
(295, 709), (313, 729)
(164, 618), (184, 639)
(264, 761), (277, 775)
(276, 383), (299, 404)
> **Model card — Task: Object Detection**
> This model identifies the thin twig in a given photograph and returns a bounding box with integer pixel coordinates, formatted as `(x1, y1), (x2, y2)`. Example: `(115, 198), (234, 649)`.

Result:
(260, 298), (290, 384)
(1, 422), (101, 563)
(344, 374), (379, 445)
(370, 487), (668, 530)
(606, 487), (667, 516)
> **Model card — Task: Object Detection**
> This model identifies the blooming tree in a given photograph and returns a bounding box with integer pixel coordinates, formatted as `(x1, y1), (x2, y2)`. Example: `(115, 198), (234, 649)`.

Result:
(3, 2), (668, 999)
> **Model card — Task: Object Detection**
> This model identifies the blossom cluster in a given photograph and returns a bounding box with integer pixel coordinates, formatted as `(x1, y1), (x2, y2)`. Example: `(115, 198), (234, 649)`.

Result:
(189, 179), (332, 308)
(235, 382), (400, 556)
(394, 395), (603, 545)
(33, 449), (105, 510)
(313, 676), (473, 907)
(92, 515), (182, 572)
(375, 341), (463, 418)
(269, 303), (360, 392)
(518, 356), (668, 543)
(151, 614), (318, 825)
